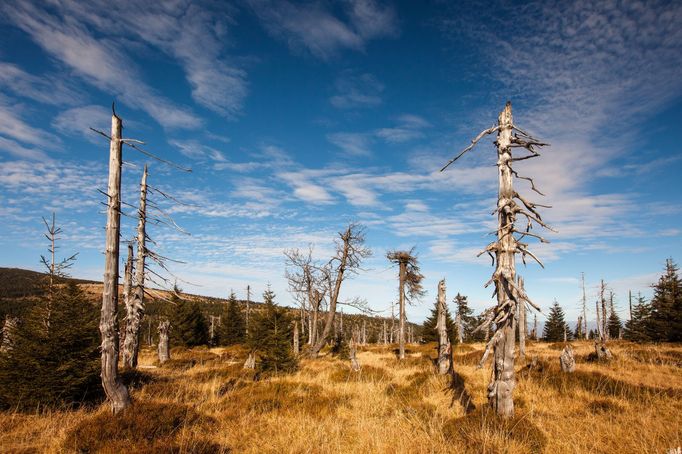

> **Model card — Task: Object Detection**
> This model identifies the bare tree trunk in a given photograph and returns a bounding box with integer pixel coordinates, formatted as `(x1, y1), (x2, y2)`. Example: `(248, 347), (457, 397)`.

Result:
(0, 315), (19, 353)
(349, 337), (360, 372)
(293, 321), (299, 355)
(581, 272), (588, 339)
(601, 280), (609, 342)
(383, 319), (387, 344)
(123, 165), (148, 369)
(158, 320), (170, 364)
(518, 276), (526, 360)
(361, 320), (366, 345)
(398, 261), (406, 360)
(121, 242), (134, 351)
(246, 285), (251, 335)
(595, 299), (602, 340)
(560, 345), (575, 372)
(436, 279), (450, 375)
(100, 110), (131, 414)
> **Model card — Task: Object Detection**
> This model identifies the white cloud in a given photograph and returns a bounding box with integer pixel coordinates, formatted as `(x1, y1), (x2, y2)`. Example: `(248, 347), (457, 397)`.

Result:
(52, 105), (112, 143)
(327, 132), (372, 156)
(330, 71), (383, 109)
(248, 0), (398, 59)
(0, 61), (80, 105)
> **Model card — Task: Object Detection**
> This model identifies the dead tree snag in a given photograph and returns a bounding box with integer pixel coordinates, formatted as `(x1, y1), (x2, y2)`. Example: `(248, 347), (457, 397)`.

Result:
(441, 101), (551, 418)
(436, 279), (450, 375)
(158, 320), (170, 364)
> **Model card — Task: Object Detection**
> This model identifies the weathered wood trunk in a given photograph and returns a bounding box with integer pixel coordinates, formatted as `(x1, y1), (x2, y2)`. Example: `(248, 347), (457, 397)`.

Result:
(601, 280), (609, 342)
(121, 242), (134, 351)
(594, 341), (612, 362)
(293, 321), (299, 355)
(243, 352), (256, 369)
(99, 111), (131, 414)
(518, 277), (526, 360)
(158, 320), (170, 364)
(0, 315), (19, 353)
(436, 279), (450, 375)
(349, 338), (360, 372)
(398, 260), (406, 360)
(122, 165), (148, 369)
(489, 102), (516, 417)
(383, 319), (387, 344)
(560, 345), (575, 372)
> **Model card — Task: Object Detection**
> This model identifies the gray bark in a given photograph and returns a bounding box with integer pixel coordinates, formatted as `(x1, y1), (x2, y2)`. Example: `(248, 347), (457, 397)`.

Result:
(349, 338), (360, 372)
(436, 279), (450, 375)
(1, 315), (19, 353)
(99, 110), (131, 414)
(122, 165), (148, 369)
(243, 352), (256, 369)
(594, 341), (612, 362)
(121, 242), (134, 352)
(560, 345), (575, 372)
(293, 320), (299, 355)
(518, 277), (526, 360)
(398, 261), (406, 359)
(158, 320), (170, 364)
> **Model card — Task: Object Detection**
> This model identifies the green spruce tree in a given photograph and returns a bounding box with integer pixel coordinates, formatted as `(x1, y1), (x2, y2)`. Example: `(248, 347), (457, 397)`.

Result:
(0, 282), (100, 410)
(624, 295), (653, 342)
(422, 297), (456, 343)
(542, 300), (570, 342)
(607, 302), (622, 340)
(218, 291), (245, 346)
(454, 293), (479, 342)
(648, 258), (682, 342)
(248, 288), (297, 374)
(170, 292), (209, 347)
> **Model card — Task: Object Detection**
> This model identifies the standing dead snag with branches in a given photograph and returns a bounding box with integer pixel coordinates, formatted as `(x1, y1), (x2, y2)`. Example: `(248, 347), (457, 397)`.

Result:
(100, 109), (131, 414)
(122, 165), (148, 369)
(436, 279), (451, 375)
(309, 223), (371, 357)
(441, 101), (552, 418)
(285, 246), (326, 348)
(386, 248), (425, 360)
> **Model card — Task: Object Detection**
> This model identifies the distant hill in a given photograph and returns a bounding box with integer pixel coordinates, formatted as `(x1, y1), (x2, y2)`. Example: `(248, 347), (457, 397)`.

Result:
(0, 267), (97, 300)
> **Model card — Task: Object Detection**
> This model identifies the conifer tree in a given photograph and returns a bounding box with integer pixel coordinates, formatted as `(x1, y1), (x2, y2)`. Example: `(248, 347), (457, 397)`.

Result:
(422, 297), (456, 343)
(218, 291), (245, 346)
(454, 293), (478, 342)
(607, 303), (622, 340)
(542, 301), (570, 342)
(0, 282), (100, 410)
(170, 292), (208, 347)
(624, 295), (653, 342)
(648, 258), (682, 342)
(248, 288), (297, 374)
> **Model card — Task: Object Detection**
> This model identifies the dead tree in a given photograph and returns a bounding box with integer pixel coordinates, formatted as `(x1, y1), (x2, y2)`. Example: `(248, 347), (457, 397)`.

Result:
(594, 280), (612, 360)
(246, 285), (251, 334)
(122, 166), (148, 368)
(386, 248), (425, 360)
(243, 352), (256, 369)
(383, 319), (387, 344)
(309, 223), (371, 357)
(560, 345), (575, 373)
(517, 276), (527, 360)
(100, 109), (131, 414)
(0, 315), (19, 353)
(436, 279), (451, 375)
(581, 272), (588, 339)
(441, 102), (551, 418)
(349, 337), (360, 372)
(158, 320), (170, 364)
(293, 320), (299, 355)
(601, 280), (609, 342)
(285, 247), (326, 347)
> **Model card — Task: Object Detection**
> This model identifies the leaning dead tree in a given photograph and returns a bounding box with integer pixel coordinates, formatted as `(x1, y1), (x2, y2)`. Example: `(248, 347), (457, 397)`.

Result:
(386, 248), (425, 360)
(436, 279), (451, 374)
(100, 108), (131, 414)
(441, 101), (551, 418)
(309, 223), (371, 357)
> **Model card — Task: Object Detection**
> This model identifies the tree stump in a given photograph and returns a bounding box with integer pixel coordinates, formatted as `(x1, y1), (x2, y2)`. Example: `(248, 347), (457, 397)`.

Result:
(559, 345), (575, 373)
(157, 320), (170, 364)
(349, 339), (360, 372)
(595, 341), (612, 362)
(243, 352), (256, 369)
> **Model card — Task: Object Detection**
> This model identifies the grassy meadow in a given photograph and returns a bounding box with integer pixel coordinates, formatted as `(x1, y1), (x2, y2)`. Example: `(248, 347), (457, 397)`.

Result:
(0, 340), (680, 453)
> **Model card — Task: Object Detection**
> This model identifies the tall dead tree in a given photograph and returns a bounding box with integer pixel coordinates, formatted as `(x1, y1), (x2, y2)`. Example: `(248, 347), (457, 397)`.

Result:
(285, 247), (326, 347)
(309, 223), (370, 357)
(600, 280), (609, 342)
(581, 272), (588, 339)
(441, 101), (551, 417)
(100, 109), (131, 414)
(122, 166), (148, 368)
(158, 320), (170, 364)
(386, 248), (425, 360)
(293, 320), (299, 355)
(517, 276), (527, 360)
(436, 279), (450, 374)
(246, 285), (251, 335)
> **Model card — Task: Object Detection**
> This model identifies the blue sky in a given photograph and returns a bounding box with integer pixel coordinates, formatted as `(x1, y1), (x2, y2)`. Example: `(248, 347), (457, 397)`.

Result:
(1, 0), (680, 325)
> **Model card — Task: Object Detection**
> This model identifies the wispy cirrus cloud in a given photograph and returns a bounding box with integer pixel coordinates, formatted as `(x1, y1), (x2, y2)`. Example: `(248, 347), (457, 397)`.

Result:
(330, 71), (384, 109)
(52, 105), (113, 143)
(0, 61), (81, 106)
(248, 0), (398, 59)
(1, 1), (202, 129)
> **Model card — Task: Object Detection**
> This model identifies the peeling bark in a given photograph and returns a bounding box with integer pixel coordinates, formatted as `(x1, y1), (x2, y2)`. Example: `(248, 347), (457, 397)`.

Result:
(158, 320), (170, 364)
(436, 279), (450, 375)
(243, 352), (256, 369)
(293, 320), (299, 355)
(99, 110), (131, 414)
(560, 345), (575, 372)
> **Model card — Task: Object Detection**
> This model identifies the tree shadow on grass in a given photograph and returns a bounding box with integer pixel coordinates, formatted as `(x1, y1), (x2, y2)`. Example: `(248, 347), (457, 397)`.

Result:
(447, 369), (476, 414)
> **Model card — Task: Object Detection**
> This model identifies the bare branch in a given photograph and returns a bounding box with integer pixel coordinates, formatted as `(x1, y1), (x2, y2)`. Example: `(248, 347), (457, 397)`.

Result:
(440, 125), (499, 172)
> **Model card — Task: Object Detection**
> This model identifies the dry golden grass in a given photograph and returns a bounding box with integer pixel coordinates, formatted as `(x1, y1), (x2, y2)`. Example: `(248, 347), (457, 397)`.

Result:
(1, 341), (681, 453)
